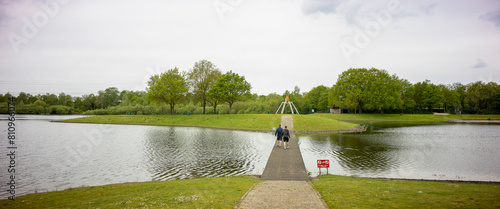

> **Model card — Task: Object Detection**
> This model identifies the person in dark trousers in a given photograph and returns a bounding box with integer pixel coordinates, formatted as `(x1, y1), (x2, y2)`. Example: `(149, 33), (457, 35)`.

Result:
(283, 126), (290, 150)
(275, 124), (283, 147)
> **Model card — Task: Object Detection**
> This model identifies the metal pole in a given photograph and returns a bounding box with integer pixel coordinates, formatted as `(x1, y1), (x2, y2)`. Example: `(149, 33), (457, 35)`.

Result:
(291, 102), (300, 114)
(275, 102), (284, 114)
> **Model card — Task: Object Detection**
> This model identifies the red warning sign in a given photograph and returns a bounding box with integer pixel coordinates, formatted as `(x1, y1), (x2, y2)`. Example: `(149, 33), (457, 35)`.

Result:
(317, 159), (330, 168)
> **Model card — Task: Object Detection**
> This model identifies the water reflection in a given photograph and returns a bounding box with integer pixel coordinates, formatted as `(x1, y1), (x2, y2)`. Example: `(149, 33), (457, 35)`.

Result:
(0, 117), (274, 199)
(299, 123), (500, 181)
(144, 127), (272, 180)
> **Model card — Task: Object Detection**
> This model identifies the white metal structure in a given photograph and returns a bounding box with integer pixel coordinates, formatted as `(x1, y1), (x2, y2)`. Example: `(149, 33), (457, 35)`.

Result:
(275, 95), (300, 114)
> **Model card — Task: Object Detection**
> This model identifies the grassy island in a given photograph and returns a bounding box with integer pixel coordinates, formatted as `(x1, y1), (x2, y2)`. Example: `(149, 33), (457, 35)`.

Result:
(60, 114), (361, 132)
(60, 113), (499, 133)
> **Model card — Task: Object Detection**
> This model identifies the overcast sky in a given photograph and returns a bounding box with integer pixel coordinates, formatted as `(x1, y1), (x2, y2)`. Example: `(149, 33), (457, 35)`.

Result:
(1, 0), (499, 96)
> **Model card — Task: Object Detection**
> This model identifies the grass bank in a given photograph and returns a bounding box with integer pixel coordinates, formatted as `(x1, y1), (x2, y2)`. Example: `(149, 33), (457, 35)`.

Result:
(61, 114), (282, 132)
(313, 113), (500, 122)
(312, 175), (500, 208)
(60, 114), (361, 132)
(293, 114), (359, 132)
(0, 176), (258, 209)
(60, 114), (498, 133)
(3, 175), (499, 208)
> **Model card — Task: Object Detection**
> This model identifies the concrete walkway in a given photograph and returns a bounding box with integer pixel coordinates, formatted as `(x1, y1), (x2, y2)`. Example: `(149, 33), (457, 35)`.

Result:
(235, 115), (328, 209)
(260, 115), (309, 181)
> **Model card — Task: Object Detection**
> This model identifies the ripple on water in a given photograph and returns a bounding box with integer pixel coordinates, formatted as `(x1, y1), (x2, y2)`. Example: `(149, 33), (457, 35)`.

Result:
(0, 119), (275, 200)
(298, 124), (500, 181)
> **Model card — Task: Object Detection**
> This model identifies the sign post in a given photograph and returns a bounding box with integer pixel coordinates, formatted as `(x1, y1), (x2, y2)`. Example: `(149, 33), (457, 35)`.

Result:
(317, 159), (330, 175)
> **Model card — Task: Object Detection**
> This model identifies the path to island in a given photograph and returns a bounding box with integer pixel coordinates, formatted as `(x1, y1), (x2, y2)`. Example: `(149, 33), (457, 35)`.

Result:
(235, 115), (329, 209)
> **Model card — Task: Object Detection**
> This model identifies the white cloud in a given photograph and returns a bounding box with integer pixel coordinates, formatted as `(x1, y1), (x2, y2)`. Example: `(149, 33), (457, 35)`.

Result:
(473, 58), (488, 69)
(0, 0), (499, 96)
(480, 10), (500, 27)
(301, 0), (342, 15)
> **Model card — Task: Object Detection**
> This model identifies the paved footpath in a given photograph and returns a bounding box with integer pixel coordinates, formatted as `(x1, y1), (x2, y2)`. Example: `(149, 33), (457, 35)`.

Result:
(235, 115), (328, 209)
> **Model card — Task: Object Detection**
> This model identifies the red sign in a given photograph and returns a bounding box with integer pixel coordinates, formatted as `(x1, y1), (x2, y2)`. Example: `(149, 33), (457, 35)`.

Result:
(317, 159), (330, 168)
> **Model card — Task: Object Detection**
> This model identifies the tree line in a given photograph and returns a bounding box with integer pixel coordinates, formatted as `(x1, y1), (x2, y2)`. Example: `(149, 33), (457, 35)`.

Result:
(328, 68), (500, 114)
(1, 66), (499, 115)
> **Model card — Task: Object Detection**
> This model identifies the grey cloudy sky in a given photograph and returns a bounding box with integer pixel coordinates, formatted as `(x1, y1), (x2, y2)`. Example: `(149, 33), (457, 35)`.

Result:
(1, 0), (499, 96)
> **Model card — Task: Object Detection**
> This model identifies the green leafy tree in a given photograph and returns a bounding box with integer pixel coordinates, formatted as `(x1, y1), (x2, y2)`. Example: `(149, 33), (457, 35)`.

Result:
(440, 84), (460, 113)
(400, 79), (416, 113)
(74, 97), (84, 112)
(330, 68), (405, 113)
(330, 68), (369, 113)
(208, 70), (251, 114)
(42, 93), (58, 106)
(188, 60), (222, 114)
(103, 87), (120, 108)
(15, 92), (30, 105)
(81, 94), (97, 111)
(364, 69), (403, 114)
(34, 100), (47, 107)
(207, 85), (224, 114)
(304, 85), (330, 112)
(422, 83), (444, 111)
(58, 92), (74, 107)
(452, 82), (467, 112)
(146, 67), (188, 114)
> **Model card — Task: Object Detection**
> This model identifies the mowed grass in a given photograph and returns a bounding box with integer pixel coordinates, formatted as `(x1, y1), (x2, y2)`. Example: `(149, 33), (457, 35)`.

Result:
(293, 114), (358, 132)
(61, 114), (282, 131)
(313, 113), (500, 122)
(313, 175), (500, 208)
(0, 176), (258, 209)
(60, 113), (499, 133)
(62, 114), (360, 132)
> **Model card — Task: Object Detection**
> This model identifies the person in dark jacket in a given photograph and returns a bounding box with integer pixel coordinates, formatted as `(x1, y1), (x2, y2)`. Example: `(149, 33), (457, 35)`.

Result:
(283, 126), (290, 150)
(275, 124), (283, 147)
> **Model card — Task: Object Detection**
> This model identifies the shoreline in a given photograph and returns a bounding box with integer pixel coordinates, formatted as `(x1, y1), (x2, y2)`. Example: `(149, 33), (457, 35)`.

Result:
(58, 120), (369, 134)
(338, 119), (500, 124)
(57, 120), (276, 133)
(310, 175), (500, 185)
(57, 114), (366, 133)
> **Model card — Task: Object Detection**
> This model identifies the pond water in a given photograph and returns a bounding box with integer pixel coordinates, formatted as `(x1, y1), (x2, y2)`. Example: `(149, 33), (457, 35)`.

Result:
(298, 122), (500, 182)
(1, 116), (499, 200)
(0, 115), (274, 199)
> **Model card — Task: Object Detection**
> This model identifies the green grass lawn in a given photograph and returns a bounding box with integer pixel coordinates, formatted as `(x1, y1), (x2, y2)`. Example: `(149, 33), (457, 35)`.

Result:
(312, 175), (500, 208)
(61, 114), (282, 131)
(61, 113), (499, 133)
(0, 176), (259, 209)
(4, 175), (499, 208)
(313, 113), (500, 122)
(293, 114), (359, 132)
(62, 114), (360, 133)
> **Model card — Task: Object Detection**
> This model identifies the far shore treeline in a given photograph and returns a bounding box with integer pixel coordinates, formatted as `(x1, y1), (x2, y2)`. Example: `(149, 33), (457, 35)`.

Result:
(1, 61), (499, 115)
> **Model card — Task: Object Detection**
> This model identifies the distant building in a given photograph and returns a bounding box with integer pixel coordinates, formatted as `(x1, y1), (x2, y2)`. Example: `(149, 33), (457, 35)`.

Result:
(330, 108), (342, 114)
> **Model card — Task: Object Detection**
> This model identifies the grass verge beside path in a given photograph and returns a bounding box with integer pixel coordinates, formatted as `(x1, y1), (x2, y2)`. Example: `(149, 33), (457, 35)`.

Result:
(313, 113), (500, 122)
(0, 176), (259, 209)
(313, 175), (500, 208)
(61, 114), (282, 132)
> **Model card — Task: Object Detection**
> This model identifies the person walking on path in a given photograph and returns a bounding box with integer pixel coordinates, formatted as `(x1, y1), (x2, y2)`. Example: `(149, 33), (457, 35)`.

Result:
(283, 126), (290, 150)
(275, 124), (283, 147)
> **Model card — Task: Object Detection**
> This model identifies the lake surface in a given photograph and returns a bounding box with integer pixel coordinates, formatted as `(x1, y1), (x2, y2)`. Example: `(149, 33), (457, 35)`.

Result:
(0, 115), (274, 199)
(298, 122), (500, 182)
(1, 116), (500, 200)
